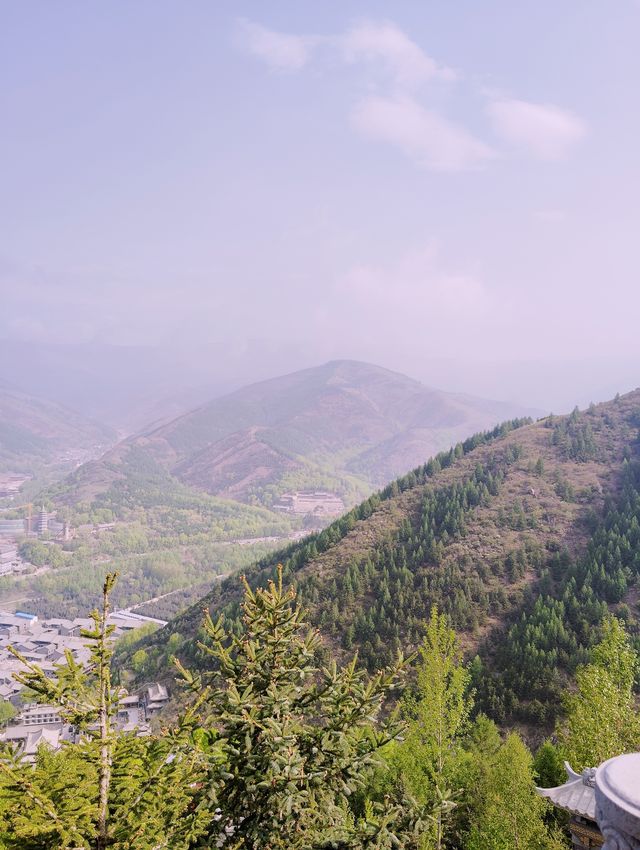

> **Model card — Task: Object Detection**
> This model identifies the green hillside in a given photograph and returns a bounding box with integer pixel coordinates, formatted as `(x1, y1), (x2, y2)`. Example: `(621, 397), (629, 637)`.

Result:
(22, 361), (534, 621)
(133, 389), (640, 731)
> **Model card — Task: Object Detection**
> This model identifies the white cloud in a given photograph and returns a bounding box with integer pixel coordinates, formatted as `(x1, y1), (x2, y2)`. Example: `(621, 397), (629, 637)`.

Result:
(320, 244), (524, 366)
(487, 98), (587, 160)
(236, 19), (316, 71)
(351, 94), (495, 172)
(534, 209), (568, 223)
(331, 244), (498, 352)
(341, 21), (457, 87)
(235, 20), (586, 171)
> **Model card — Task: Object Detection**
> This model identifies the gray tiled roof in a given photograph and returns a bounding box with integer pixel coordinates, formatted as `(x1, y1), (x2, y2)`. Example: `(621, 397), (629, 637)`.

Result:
(537, 762), (596, 820)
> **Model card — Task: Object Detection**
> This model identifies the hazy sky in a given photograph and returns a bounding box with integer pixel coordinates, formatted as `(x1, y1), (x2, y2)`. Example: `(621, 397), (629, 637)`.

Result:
(1, 2), (639, 408)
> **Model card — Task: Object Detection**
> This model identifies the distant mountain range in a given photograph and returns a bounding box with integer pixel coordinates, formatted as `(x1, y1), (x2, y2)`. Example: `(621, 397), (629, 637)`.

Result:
(0, 382), (115, 474)
(1, 338), (637, 433)
(57, 360), (537, 509)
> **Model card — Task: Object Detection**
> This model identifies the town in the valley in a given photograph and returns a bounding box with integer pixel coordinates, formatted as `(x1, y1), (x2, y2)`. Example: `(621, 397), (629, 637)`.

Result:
(0, 607), (169, 760)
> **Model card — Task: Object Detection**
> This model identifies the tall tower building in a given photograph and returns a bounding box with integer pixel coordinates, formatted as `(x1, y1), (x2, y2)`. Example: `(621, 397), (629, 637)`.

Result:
(36, 507), (48, 536)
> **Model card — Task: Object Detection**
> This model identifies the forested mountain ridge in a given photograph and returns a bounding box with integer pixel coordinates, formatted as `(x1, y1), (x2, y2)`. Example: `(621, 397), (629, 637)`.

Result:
(132, 389), (640, 731)
(57, 360), (533, 509)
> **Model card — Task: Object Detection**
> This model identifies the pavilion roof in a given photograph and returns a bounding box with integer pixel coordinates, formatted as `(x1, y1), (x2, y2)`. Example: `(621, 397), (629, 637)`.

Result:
(537, 762), (596, 820)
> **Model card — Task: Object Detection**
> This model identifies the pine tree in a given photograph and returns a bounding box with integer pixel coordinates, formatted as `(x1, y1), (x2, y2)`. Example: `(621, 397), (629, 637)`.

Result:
(177, 567), (430, 849)
(532, 741), (565, 788)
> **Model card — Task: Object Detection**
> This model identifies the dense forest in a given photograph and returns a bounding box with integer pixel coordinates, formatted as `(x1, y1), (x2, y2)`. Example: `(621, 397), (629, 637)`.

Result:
(0, 363), (533, 619)
(131, 391), (640, 731)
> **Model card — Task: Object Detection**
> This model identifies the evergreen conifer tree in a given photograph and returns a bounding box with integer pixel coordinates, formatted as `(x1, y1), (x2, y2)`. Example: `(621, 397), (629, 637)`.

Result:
(177, 567), (430, 849)
(0, 569), (440, 849)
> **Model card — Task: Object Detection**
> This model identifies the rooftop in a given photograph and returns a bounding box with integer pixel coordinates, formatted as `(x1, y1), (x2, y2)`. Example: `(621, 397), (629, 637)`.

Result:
(537, 762), (596, 821)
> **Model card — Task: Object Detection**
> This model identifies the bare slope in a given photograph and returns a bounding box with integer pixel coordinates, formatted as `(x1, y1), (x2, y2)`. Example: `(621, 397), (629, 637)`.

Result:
(62, 360), (533, 508)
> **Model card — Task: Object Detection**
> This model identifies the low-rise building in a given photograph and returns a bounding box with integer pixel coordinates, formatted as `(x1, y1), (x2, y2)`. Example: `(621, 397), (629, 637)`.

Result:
(2, 724), (65, 763)
(537, 763), (603, 848)
(539, 755), (640, 849)
(0, 519), (26, 537)
(0, 541), (17, 565)
(273, 491), (345, 517)
(16, 703), (61, 726)
(0, 607), (170, 761)
(143, 682), (169, 716)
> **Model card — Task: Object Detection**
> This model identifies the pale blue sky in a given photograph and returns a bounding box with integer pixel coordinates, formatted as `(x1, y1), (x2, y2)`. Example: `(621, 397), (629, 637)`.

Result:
(1, 2), (639, 408)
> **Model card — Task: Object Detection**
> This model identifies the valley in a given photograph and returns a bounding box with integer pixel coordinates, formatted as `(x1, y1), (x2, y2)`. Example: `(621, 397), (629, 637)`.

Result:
(1, 363), (639, 848)
(52, 360), (535, 509)
(0, 360), (532, 620)
(2, 356), (640, 845)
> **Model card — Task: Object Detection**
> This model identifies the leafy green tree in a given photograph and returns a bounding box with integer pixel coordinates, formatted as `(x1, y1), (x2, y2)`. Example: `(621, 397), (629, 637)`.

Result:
(0, 573), (209, 850)
(558, 615), (640, 770)
(1, 569), (432, 849)
(465, 733), (565, 850)
(113, 622), (158, 654)
(532, 741), (565, 788)
(0, 699), (16, 726)
(177, 568), (430, 849)
(387, 606), (471, 849)
(130, 648), (149, 674)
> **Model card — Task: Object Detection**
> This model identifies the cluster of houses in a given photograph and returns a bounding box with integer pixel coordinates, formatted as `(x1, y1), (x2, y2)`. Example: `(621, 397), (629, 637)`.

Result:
(0, 609), (169, 761)
(1, 683), (170, 762)
(0, 505), (73, 578)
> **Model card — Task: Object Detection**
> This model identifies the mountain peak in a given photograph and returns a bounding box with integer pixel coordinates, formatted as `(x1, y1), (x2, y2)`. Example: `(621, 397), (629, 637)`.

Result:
(56, 361), (532, 508)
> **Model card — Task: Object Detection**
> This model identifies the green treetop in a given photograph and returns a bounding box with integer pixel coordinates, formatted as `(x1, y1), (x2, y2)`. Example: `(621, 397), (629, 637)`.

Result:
(177, 567), (430, 849)
(387, 605), (472, 849)
(465, 733), (565, 850)
(0, 572), (212, 850)
(558, 614), (640, 770)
